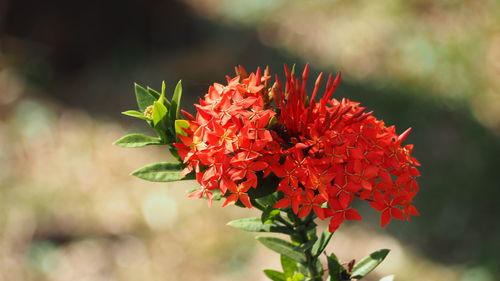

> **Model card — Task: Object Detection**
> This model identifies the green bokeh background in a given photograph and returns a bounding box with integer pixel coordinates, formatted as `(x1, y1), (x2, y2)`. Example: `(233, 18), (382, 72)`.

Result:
(0, 1), (499, 280)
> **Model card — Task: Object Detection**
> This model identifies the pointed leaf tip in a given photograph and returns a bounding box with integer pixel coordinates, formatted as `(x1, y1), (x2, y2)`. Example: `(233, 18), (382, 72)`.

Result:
(350, 249), (390, 279)
(227, 217), (292, 234)
(121, 110), (149, 121)
(263, 269), (286, 281)
(114, 133), (161, 148)
(131, 162), (187, 182)
(171, 80), (183, 120)
(134, 83), (156, 112)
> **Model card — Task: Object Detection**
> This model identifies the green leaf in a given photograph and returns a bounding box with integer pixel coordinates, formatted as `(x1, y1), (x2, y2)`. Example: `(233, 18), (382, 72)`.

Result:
(121, 110), (149, 120)
(255, 192), (278, 207)
(135, 83), (156, 112)
(256, 236), (305, 263)
(113, 133), (161, 148)
(280, 255), (297, 277)
(350, 249), (390, 279)
(261, 208), (281, 224)
(131, 162), (188, 182)
(263, 269), (286, 281)
(327, 253), (345, 281)
(161, 81), (166, 99)
(290, 273), (305, 281)
(146, 86), (161, 99)
(148, 86), (171, 107)
(227, 218), (292, 234)
(227, 217), (264, 232)
(171, 80), (182, 120)
(312, 229), (334, 258)
(152, 100), (168, 126)
(175, 119), (190, 137)
(299, 237), (317, 251)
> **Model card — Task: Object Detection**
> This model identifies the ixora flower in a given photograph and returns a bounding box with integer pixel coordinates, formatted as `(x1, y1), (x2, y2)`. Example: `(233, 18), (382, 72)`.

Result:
(115, 64), (420, 281)
(174, 64), (420, 232)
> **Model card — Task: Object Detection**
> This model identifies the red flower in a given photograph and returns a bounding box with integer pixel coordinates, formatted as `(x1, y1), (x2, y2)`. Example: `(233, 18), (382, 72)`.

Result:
(221, 178), (253, 208)
(175, 64), (420, 231)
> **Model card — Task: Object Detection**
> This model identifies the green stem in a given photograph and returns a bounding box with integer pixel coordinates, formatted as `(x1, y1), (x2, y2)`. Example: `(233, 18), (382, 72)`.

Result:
(289, 211), (322, 280)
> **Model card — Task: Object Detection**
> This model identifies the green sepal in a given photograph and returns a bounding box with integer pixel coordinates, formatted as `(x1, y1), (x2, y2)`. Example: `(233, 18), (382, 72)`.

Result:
(227, 217), (292, 235)
(175, 119), (190, 137)
(350, 249), (390, 279)
(280, 255), (297, 277)
(113, 133), (161, 148)
(327, 253), (345, 281)
(121, 110), (149, 120)
(131, 162), (193, 182)
(263, 270), (286, 281)
(152, 100), (168, 126)
(134, 83), (156, 112)
(256, 236), (305, 263)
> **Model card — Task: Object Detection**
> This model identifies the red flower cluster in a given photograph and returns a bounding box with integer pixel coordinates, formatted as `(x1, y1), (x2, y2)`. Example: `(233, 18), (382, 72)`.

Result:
(175, 65), (420, 231)
(174, 68), (279, 208)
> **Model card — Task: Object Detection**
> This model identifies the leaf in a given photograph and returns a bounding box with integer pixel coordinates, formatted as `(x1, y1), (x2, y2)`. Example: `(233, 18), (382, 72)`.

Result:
(256, 236), (305, 263)
(255, 192), (278, 207)
(170, 80), (182, 121)
(263, 269), (286, 281)
(146, 86), (161, 99)
(299, 237), (317, 251)
(121, 110), (149, 120)
(161, 81), (166, 99)
(291, 273), (305, 281)
(350, 249), (390, 279)
(327, 253), (345, 281)
(280, 255), (297, 276)
(113, 134), (161, 148)
(227, 217), (264, 232)
(312, 229), (334, 258)
(152, 100), (168, 126)
(135, 83), (156, 112)
(148, 86), (171, 107)
(227, 218), (292, 234)
(261, 208), (281, 224)
(175, 119), (190, 137)
(131, 162), (189, 182)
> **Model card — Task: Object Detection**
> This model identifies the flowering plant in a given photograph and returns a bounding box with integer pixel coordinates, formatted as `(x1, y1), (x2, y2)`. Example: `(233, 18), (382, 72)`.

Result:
(115, 64), (420, 281)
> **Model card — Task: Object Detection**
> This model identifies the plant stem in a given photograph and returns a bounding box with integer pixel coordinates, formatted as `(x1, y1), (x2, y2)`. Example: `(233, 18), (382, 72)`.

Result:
(289, 211), (322, 280)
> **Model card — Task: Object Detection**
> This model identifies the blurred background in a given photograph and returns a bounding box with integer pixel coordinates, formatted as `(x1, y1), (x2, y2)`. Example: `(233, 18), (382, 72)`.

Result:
(0, 0), (499, 280)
